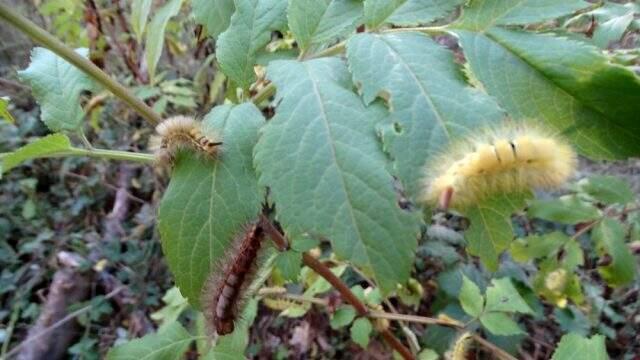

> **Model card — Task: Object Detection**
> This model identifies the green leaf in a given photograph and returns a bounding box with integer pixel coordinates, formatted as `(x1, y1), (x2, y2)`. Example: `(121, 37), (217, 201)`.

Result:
(510, 232), (568, 263)
(453, 0), (590, 32)
(593, 12), (634, 49)
(485, 278), (533, 314)
(290, 236), (320, 252)
(479, 312), (523, 336)
(465, 191), (530, 271)
(216, 0), (287, 89)
(417, 349), (439, 360)
(158, 103), (265, 307)
(527, 196), (600, 224)
(18, 48), (97, 132)
(131, 0), (153, 42)
(192, 0), (235, 38)
(592, 218), (636, 287)
(2, 134), (73, 173)
(254, 58), (421, 294)
(364, 0), (463, 28)
(288, 0), (362, 51)
(0, 97), (15, 124)
(274, 250), (302, 281)
(208, 299), (258, 359)
(346, 32), (503, 198)
(330, 305), (356, 329)
(455, 28), (640, 159)
(578, 175), (633, 205)
(145, 0), (183, 82)
(106, 322), (192, 360)
(150, 287), (189, 331)
(459, 275), (483, 317)
(304, 264), (347, 296)
(551, 333), (608, 360)
(350, 318), (372, 348)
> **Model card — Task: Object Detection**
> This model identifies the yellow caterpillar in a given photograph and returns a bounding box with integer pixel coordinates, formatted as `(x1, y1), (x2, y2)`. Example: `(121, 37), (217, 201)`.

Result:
(150, 116), (222, 165)
(447, 332), (474, 360)
(422, 123), (576, 210)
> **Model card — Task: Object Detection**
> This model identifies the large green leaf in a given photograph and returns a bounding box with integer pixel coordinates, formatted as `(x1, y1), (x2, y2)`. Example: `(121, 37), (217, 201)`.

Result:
(364, 0), (464, 28)
(288, 0), (362, 51)
(551, 333), (608, 360)
(106, 322), (192, 360)
(192, 0), (235, 38)
(145, 0), (184, 82)
(254, 58), (421, 294)
(216, 0), (287, 89)
(18, 48), (97, 132)
(593, 218), (636, 287)
(346, 32), (503, 198)
(453, 0), (590, 31)
(464, 192), (530, 271)
(158, 103), (265, 307)
(1, 134), (73, 173)
(454, 28), (640, 158)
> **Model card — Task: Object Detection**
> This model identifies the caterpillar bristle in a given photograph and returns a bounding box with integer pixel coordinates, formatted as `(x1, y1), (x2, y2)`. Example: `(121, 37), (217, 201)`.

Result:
(151, 115), (222, 166)
(202, 221), (265, 336)
(421, 122), (576, 210)
(447, 332), (474, 360)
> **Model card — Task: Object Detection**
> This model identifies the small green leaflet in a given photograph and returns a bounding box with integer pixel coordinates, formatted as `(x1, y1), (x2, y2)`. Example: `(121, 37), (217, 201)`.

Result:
(288, 0), (362, 51)
(192, 0), (235, 38)
(485, 278), (533, 314)
(464, 191), (530, 271)
(551, 333), (609, 360)
(1, 133), (73, 174)
(364, 0), (464, 28)
(216, 0), (288, 89)
(158, 103), (265, 307)
(593, 218), (636, 287)
(459, 275), (483, 317)
(150, 287), (189, 331)
(145, 0), (184, 82)
(330, 305), (357, 329)
(254, 57), (421, 294)
(578, 175), (633, 205)
(479, 312), (523, 336)
(106, 322), (192, 360)
(510, 232), (568, 263)
(346, 32), (503, 199)
(18, 48), (98, 132)
(350, 318), (372, 348)
(593, 12), (634, 48)
(274, 250), (302, 282)
(527, 196), (600, 224)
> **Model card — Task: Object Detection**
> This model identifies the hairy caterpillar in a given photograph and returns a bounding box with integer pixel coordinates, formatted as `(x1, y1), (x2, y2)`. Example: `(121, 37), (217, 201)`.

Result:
(150, 116), (222, 165)
(421, 124), (576, 210)
(202, 222), (265, 335)
(446, 332), (474, 360)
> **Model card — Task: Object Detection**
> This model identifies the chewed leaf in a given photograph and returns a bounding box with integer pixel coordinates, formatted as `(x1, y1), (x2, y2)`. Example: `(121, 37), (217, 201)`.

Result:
(254, 57), (421, 294)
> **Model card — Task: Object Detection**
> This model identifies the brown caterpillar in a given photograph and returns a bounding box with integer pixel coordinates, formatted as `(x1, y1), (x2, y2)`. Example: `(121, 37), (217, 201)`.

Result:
(202, 222), (265, 335)
(150, 116), (222, 165)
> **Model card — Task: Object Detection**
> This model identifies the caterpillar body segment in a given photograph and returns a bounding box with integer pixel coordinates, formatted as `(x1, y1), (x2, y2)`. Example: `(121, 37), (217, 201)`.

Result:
(422, 124), (577, 210)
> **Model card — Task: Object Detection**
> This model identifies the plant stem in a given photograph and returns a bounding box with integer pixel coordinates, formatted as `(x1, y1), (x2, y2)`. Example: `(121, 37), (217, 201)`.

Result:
(259, 216), (415, 360)
(66, 147), (155, 163)
(0, 4), (163, 125)
(369, 311), (464, 328)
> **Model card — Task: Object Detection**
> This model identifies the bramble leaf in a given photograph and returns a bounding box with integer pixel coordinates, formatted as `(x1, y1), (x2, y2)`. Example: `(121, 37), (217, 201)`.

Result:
(288, 0), (362, 51)
(158, 103), (265, 307)
(364, 0), (464, 28)
(459, 275), (483, 317)
(254, 58), (421, 294)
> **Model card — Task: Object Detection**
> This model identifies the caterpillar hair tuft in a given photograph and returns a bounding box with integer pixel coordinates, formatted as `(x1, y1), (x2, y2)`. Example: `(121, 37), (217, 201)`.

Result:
(150, 115), (222, 165)
(421, 123), (576, 210)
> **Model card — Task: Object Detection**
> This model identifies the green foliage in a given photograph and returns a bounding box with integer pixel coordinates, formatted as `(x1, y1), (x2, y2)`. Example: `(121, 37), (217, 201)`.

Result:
(254, 58), (421, 294)
(527, 196), (600, 224)
(350, 317), (372, 348)
(1, 134), (72, 173)
(18, 48), (97, 132)
(145, 0), (184, 82)
(216, 0), (288, 89)
(578, 175), (634, 205)
(0, 97), (15, 124)
(363, 0), (463, 28)
(288, 0), (362, 51)
(593, 218), (636, 287)
(131, 0), (154, 43)
(158, 103), (265, 307)
(106, 322), (192, 360)
(551, 333), (608, 360)
(274, 250), (302, 282)
(192, 0), (235, 39)
(459, 275), (483, 317)
(330, 305), (357, 329)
